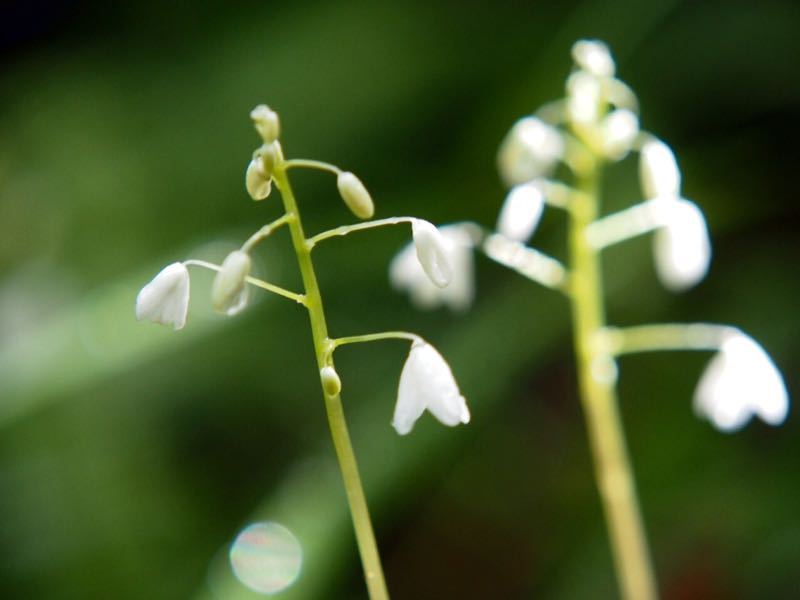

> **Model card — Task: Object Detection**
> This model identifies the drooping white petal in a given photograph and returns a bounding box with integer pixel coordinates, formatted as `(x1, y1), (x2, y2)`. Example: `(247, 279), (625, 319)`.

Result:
(601, 109), (639, 160)
(211, 251), (251, 316)
(411, 219), (453, 288)
(694, 333), (789, 431)
(390, 224), (476, 312)
(135, 262), (190, 330)
(652, 199), (711, 291)
(497, 116), (564, 186)
(393, 341), (470, 435)
(571, 39), (615, 78)
(496, 183), (545, 243)
(566, 71), (602, 124)
(639, 139), (681, 199)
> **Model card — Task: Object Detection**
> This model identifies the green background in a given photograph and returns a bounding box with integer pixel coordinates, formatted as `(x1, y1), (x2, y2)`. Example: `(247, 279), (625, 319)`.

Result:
(1, 1), (798, 598)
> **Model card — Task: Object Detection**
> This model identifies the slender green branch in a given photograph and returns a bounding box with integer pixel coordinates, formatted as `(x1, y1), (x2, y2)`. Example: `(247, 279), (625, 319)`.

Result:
(601, 323), (736, 357)
(283, 158), (342, 175)
(481, 233), (569, 293)
(568, 154), (658, 600)
(331, 331), (421, 351)
(183, 259), (307, 305)
(307, 217), (416, 250)
(273, 163), (389, 600)
(241, 214), (294, 253)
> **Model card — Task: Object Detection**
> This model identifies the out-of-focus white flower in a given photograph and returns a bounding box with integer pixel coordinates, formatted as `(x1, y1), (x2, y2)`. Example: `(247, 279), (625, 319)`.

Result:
(566, 71), (602, 124)
(639, 139), (681, 199)
(390, 224), (476, 312)
(336, 171), (374, 219)
(393, 340), (470, 435)
(411, 219), (452, 288)
(652, 198), (711, 291)
(572, 39), (615, 78)
(601, 109), (639, 160)
(695, 333), (789, 432)
(496, 182), (545, 243)
(135, 262), (190, 330)
(497, 116), (564, 186)
(212, 251), (251, 315)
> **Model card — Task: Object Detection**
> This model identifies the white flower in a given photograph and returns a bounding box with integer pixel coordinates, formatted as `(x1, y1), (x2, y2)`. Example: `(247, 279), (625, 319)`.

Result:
(652, 198), (711, 291)
(694, 333), (789, 432)
(571, 39), (615, 78)
(211, 251), (251, 315)
(337, 171), (374, 219)
(250, 104), (280, 143)
(497, 116), (564, 186)
(411, 219), (453, 288)
(135, 262), (190, 330)
(496, 182), (545, 243)
(390, 223), (476, 312)
(639, 139), (681, 199)
(393, 340), (470, 435)
(601, 109), (639, 160)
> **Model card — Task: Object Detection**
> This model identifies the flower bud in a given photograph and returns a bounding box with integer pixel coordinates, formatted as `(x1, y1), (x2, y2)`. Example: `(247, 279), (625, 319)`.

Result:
(250, 104), (280, 143)
(571, 39), (615, 78)
(320, 366), (342, 396)
(246, 156), (272, 201)
(496, 182), (545, 243)
(411, 219), (453, 288)
(497, 116), (564, 186)
(601, 109), (639, 160)
(336, 172), (375, 219)
(212, 251), (251, 315)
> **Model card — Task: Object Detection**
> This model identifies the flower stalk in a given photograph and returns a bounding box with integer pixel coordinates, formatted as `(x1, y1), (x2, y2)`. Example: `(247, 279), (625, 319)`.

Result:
(568, 156), (657, 600)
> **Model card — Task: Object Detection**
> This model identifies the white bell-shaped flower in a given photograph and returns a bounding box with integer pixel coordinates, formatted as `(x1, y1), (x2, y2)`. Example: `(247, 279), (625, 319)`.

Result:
(694, 333), (789, 432)
(497, 116), (564, 186)
(601, 109), (639, 160)
(411, 219), (453, 288)
(496, 182), (545, 243)
(652, 198), (711, 291)
(135, 262), (190, 330)
(211, 250), (251, 315)
(393, 340), (470, 435)
(639, 139), (681, 199)
(390, 224), (476, 312)
(571, 39), (615, 78)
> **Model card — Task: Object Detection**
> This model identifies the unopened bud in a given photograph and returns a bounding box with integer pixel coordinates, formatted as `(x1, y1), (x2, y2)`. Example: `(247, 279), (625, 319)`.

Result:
(212, 250), (251, 315)
(250, 104), (280, 143)
(246, 156), (271, 200)
(320, 366), (342, 396)
(337, 171), (375, 219)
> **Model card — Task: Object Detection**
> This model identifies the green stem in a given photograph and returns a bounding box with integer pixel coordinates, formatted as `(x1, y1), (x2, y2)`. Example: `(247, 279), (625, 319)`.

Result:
(182, 259), (306, 305)
(241, 214), (293, 253)
(273, 164), (389, 600)
(283, 158), (342, 175)
(332, 331), (421, 351)
(568, 157), (658, 600)
(603, 323), (735, 357)
(307, 217), (415, 250)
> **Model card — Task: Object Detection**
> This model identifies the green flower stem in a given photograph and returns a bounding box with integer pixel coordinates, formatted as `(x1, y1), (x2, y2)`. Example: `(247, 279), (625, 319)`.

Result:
(241, 214), (293, 253)
(481, 233), (569, 292)
(283, 158), (342, 175)
(307, 217), (415, 250)
(585, 200), (665, 250)
(568, 156), (658, 600)
(182, 259), (307, 305)
(331, 331), (421, 351)
(602, 323), (734, 357)
(273, 164), (389, 600)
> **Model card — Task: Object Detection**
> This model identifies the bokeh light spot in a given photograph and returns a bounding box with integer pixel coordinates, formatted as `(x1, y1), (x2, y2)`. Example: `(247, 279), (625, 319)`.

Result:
(229, 522), (302, 594)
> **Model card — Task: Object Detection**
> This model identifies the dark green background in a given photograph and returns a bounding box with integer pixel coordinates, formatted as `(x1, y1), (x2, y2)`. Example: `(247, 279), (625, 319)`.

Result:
(1, 1), (798, 598)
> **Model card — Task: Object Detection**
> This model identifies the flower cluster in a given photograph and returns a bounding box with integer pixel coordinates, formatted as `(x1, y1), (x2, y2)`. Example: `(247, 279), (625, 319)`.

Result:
(135, 105), (470, 436)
